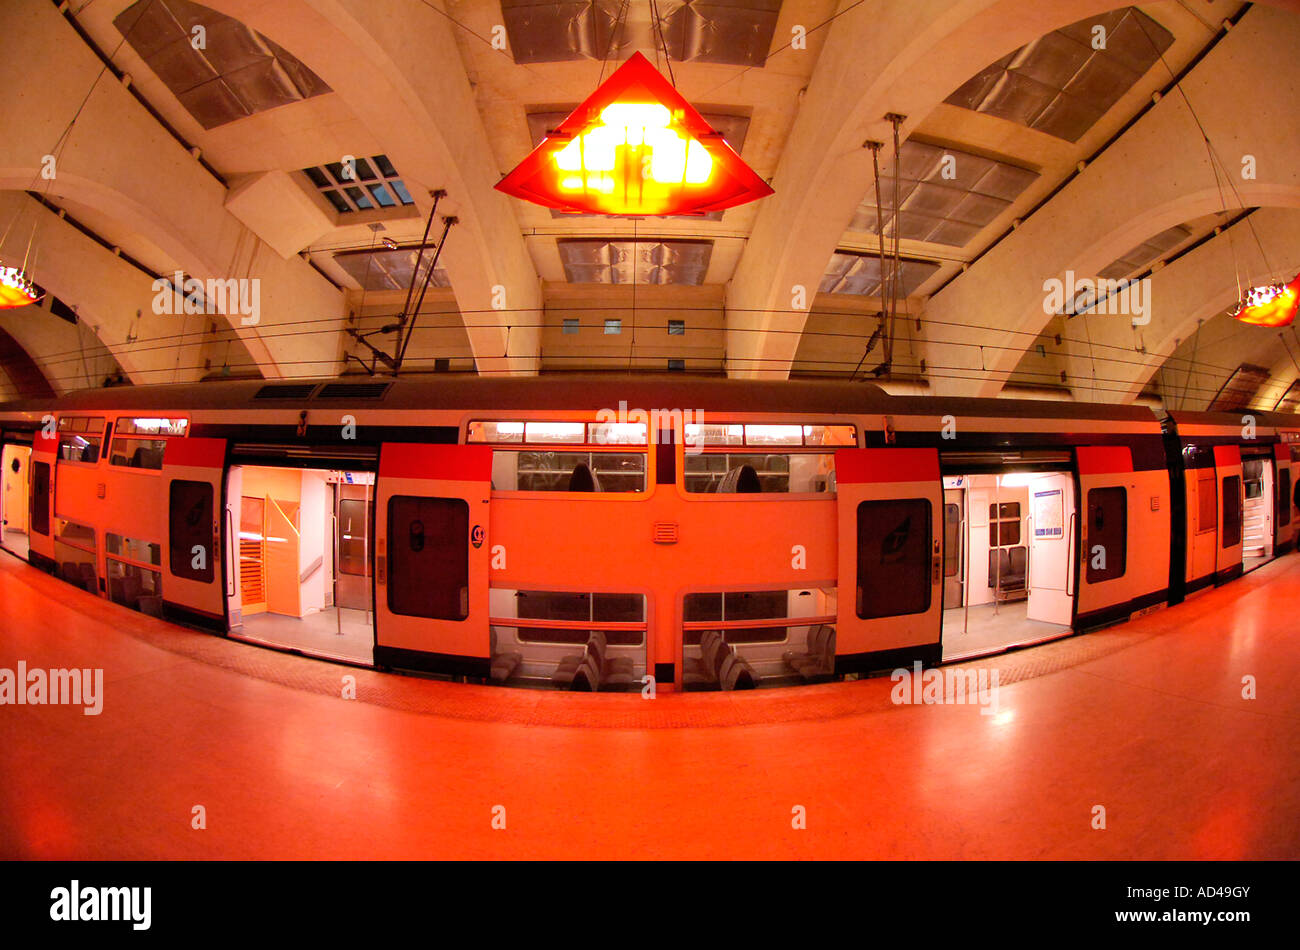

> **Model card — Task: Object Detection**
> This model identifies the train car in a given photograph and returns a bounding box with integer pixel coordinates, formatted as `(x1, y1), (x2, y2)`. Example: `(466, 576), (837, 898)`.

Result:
(2, 376), (1297, 693)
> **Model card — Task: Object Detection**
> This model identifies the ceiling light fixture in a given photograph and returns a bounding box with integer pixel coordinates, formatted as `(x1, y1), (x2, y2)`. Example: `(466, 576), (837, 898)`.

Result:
(0, 262), (41, 309)
(1229, 271), (1300, 327)
(495, 52), (772, 216)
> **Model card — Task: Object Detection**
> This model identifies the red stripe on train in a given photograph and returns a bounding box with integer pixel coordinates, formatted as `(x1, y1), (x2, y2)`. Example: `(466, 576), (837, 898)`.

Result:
(1214, 444), (1242, 468)
(380, 443), (492, 482)
(163, 437), (226, 469)
(835, 448), (938, 484)
(1076, 445), (1132, 476)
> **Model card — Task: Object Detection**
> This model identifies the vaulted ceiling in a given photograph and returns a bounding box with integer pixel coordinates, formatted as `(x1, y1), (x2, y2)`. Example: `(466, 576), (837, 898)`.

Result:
(2, 0), (1300, 412)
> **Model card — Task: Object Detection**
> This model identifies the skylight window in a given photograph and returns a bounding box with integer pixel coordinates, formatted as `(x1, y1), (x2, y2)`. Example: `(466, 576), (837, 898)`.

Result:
(303, 154), (417, 215)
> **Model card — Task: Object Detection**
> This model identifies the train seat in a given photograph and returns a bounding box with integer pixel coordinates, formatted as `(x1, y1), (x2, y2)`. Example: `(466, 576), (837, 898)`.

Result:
(570, 653), (601, 692)
(719, 652), (757, 690)
(568, 462), (602, 492)
(552, 643), (589, 688)
(683, 630), (726, 686)
(783, 624), (836, 679)
(586, 631), (635, 690)
(489, 629), (523, 684)
(716, 464), (761, 494)
(990, 546), (1028, 601)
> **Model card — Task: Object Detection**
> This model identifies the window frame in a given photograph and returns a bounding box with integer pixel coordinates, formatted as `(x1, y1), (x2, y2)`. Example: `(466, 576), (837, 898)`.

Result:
(855, 497), (933, 620)
(680, 421), (858, 498)
(467, 418), (652, 497)
(108, 416), (189, 472)
(55, 416), (106, 467)
(1085, 486), (1128, 584)
(682, 586), (838, 646)
(386, 495), (470, 621)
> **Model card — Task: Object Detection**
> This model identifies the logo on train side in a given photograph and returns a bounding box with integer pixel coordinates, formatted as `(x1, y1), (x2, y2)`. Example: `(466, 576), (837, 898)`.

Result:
(471, 524), (485, 548)
(595, 401), (707, 455)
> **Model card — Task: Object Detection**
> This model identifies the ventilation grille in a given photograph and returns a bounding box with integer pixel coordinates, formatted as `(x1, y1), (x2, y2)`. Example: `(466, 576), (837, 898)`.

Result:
(653, 522), (680, 544)
(819, 252), (941, 297)
(557, 239), (713, 285)
(315, 382), (392, 400)
(1208, 365), (1269, 413)
(253, 383), (318, 400)
(1098, 223), (1192, 280)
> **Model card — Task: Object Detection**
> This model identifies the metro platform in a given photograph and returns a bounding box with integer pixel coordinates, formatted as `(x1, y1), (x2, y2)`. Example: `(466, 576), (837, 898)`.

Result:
(1, 547), (1297, 861)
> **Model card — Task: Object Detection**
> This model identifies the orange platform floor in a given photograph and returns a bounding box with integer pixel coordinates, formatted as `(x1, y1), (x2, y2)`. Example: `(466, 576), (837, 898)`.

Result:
(1, 547), (1297, 860)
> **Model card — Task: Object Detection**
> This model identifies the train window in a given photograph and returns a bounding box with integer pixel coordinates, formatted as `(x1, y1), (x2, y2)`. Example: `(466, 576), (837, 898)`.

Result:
(472, 419), (649, 492)
(338, 499), (368, 576)
(106, 533), (162, 614)
(495, 590), (646, 644)
(682, 587), (838, 689)
(682, 423), (854, 494)
(1222, 476), (1242, 548)
(1196, 470), (1217, 533)
(387, 496), (468, 620)
(943, 504), (961, 577)
(1278, 468), (1292, 527)
(988, 502), (1021, 547)
(30, 461), (50, 536)
(856, 499), (931, 619)
(1085, 487), (1127, 583)
(110, 417), (188, 470)
(56, 416), (105, 464)
(169, 480), (215, 583)
(54, 518), (98, 593)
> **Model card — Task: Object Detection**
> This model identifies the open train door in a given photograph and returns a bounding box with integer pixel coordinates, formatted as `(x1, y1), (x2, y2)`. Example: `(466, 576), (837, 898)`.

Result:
(160, 437), (228, 631)
(1273, 443), (1294, 555)
(1214, 444), (1244, 584)
(374, 443), (492, 677)
(834, 448), (943, 670)
(1026, 472), (1075, 627)
(27, 426), (57, 570)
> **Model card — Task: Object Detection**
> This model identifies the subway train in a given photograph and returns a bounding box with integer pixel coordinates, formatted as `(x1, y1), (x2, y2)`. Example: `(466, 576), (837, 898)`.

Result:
(2, 376), (1298, 692)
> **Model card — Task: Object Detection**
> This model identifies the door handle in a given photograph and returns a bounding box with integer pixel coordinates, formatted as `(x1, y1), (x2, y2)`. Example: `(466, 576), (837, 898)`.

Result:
(225, 506), (236, 597)
(1065, 511), (1078, 597)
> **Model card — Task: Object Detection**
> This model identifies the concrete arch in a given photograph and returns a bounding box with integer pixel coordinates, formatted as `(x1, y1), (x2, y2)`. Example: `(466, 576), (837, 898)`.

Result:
(725, 0), (1300, 380)
(918, 3), (1300, 398)
(197, 0), (545, 374)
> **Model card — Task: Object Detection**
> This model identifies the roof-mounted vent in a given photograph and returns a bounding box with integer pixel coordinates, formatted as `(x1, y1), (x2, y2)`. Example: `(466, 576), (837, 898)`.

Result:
(314, 382), (392, 400)
(253, 383), (319, 400)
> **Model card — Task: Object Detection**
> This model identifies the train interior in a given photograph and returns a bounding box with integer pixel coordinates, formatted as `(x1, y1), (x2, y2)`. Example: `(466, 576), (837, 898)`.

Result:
(1, 442), (31, 560)
(941, 471), (1077, 660)
(681, 586), (839, 691)
(1241, 454), (1275, 573)
(488, 589), (648, 690)
(226, 465), (374, 665)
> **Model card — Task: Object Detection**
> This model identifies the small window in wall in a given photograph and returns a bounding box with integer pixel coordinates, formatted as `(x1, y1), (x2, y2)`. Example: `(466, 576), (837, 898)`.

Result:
(604, 319), (622, 334)
(470, 419), (649, 493)
(57, 416), (105, 464)
(1085, 487), (1127, 583)
(169, 480), (215, 583)
(1278, 467), (1292, 527)
(856, 498), (931, 619)
(1196, 469), (1217, 533)
(387, 496), (468, 620)
(562, 319), (580, 334)
(110, 417), (188, 469)
(54, 518), (98, 593)
(30, 461), (50, 536)
(682, 422), (857, 494)
(668, 320), (685, 335)
(988, 501), (1021, 546)
(106, 532), (162, 615)
(1222, 475), (1242, 548)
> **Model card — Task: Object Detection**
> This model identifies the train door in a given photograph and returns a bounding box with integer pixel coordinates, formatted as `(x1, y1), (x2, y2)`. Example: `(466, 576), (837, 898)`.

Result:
(1241, 450), (1274, 571)
(160, 437), (228, 630)
(834, 448), (942, 668)
(942, 486), (964, 608)
(374, 443), (492, 677)
(28, 428), (57, 570)
(1184, 451), (1219, 593)
(1274, 443), (1295, 555)
(225, 465), (375, 664)
(1214, 445), (1244, 583)
(1075, 444), (1171, 628)
(1026, 472), (1075, 627)
(1, 442), (32, 559)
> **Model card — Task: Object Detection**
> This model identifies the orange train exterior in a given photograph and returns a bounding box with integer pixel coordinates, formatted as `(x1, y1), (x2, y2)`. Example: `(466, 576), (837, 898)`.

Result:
(1, 376), (1296, 689)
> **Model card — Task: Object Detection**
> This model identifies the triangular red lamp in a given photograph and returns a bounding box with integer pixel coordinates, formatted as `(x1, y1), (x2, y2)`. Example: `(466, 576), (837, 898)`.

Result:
(495, 52), (773, 217)
(1229, 270), (1300, 328)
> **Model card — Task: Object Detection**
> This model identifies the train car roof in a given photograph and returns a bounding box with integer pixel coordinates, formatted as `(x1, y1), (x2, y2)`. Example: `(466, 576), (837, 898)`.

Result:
(0, 374), (1178, 425)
